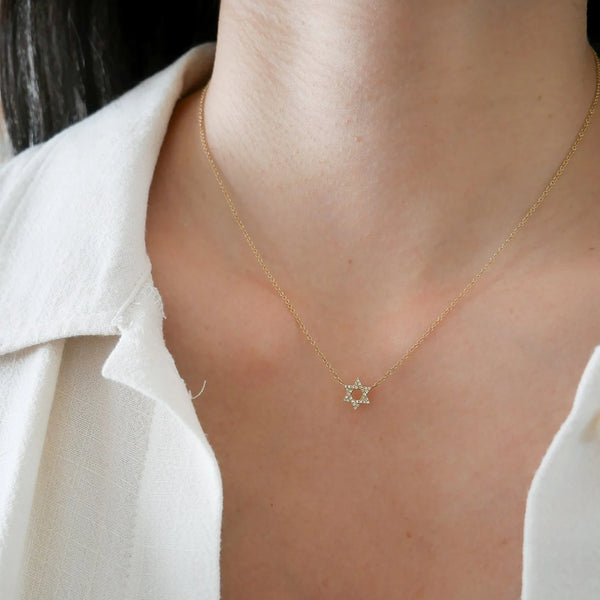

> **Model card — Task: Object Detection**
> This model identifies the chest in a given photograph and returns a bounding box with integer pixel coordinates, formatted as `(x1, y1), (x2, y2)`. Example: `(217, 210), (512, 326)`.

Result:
(147, 239), (599, 600)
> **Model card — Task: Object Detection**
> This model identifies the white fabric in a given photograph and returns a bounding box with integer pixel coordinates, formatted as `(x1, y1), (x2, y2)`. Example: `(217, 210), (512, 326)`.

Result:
(0, 40), (599, 599)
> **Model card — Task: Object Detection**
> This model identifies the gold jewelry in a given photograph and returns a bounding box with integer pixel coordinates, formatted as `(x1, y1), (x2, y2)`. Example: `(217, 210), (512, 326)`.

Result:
(197, 51), (600, 410)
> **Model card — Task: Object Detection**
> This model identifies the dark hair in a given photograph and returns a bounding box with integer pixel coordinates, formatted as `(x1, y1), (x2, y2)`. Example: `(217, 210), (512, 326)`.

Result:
(0, 1), (219, 153)
(1, 1), (599, 155)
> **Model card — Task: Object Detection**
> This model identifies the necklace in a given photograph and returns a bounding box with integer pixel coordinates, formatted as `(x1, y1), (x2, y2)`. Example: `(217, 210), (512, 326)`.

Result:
(197, 51), (600, 410)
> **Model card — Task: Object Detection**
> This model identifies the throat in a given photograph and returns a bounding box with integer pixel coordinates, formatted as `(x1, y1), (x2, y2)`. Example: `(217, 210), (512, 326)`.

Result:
(198, 0), (598, 305)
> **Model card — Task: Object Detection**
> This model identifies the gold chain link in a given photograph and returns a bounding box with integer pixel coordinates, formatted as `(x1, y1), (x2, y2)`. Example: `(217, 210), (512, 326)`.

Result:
(197, 50), (600, 390)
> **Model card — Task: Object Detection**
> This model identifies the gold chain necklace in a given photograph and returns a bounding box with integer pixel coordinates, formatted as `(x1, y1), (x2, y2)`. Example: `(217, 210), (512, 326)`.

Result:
(197, 51), (600, 410)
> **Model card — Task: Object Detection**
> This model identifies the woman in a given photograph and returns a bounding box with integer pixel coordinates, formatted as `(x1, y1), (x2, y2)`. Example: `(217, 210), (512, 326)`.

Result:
(1, 1), (600, 598)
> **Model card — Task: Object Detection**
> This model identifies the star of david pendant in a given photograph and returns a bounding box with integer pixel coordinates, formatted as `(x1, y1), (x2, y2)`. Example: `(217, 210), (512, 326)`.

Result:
(343, 378), (372, 410)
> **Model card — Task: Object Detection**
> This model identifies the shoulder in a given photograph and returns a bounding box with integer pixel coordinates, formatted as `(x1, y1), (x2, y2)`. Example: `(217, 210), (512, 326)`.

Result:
(0, 42), (216, 355)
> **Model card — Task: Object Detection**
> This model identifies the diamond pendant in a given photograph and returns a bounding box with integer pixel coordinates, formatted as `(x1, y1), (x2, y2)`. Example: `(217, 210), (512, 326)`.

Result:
(343, 378), (372, 410)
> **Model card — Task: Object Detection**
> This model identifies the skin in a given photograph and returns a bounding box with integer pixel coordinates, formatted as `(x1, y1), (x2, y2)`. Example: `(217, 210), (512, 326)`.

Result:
(146, 1), (600, 598)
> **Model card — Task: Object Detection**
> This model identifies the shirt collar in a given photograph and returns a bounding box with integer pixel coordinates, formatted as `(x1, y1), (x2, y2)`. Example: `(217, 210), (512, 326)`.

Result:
(0, 43), (216, 355)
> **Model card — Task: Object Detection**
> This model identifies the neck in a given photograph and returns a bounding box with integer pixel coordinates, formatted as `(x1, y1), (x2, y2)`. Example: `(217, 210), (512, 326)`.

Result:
(198, 0), (598, 309)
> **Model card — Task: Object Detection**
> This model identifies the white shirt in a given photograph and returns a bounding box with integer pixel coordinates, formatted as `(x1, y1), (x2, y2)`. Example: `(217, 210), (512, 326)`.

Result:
(0, 41), (599, 600)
